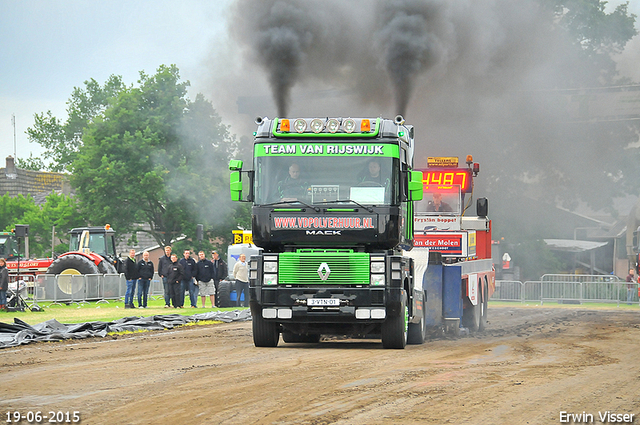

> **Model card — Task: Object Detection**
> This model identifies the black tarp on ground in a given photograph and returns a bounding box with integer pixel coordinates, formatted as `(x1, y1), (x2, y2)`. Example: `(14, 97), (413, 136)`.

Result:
(0, 310), (252, 349)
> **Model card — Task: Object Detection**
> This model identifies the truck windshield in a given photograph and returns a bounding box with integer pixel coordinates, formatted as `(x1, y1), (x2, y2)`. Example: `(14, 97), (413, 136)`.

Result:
(415, 188), (462, 215)
(254, 155), (399, 206)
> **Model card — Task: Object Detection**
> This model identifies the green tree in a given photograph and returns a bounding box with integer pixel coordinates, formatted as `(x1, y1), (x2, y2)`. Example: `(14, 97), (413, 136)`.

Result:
(71, 65), (242, 248)
(0, 194), (39, 233)
(0, 193), (85, 257)
(26, 75), (125, 171)
(15, 154), (45, 171)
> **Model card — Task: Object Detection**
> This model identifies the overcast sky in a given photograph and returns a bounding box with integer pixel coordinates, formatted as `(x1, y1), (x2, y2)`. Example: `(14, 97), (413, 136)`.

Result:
(0, 0), (232, 162)
(1, 0), (639, 165)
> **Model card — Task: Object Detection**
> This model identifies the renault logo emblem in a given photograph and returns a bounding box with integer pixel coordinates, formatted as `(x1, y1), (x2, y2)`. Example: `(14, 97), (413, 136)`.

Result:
(317, 262), (331, 281)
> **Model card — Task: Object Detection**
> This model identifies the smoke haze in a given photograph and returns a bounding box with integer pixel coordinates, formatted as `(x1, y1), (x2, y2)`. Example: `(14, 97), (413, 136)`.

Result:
(202, 0), (639, 233)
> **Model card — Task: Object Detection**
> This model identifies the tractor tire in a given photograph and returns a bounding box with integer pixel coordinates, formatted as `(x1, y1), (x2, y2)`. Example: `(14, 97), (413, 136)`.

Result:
(282, 331), (321, 344)
(97, 259), (117, 274)
(47, 254), (100, 299)
(252, 311), (279, 347)
(381, 290), (408, 349)
(217, 280), (233, 307)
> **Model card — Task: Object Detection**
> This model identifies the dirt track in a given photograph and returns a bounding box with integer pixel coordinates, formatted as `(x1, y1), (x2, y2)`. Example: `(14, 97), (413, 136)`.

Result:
(2, 306), (640, 425)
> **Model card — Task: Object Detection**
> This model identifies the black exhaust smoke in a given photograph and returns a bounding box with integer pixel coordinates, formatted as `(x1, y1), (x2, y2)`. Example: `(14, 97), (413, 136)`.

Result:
(375, 0), (449, 117)
(233, 0), (318, 117)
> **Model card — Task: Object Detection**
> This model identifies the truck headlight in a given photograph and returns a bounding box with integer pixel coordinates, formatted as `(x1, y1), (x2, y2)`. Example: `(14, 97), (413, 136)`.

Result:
(264, 274), (278, 286)
(371, 275), (385, 286)
(264, 261), (278, 273)
(370, 262), (385, 273)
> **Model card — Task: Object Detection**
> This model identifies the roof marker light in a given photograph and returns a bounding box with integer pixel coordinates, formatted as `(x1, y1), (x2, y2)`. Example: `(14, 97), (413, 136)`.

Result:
(280, 119), (290, 132)
(361, 119), (371, 132)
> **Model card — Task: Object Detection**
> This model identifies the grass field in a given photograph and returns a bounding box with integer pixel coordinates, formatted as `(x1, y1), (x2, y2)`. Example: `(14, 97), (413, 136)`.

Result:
(0, 296), (247, 326)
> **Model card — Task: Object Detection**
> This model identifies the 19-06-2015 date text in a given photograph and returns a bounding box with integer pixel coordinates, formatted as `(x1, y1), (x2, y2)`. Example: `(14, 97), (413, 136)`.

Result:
(5, 411), (80, 423)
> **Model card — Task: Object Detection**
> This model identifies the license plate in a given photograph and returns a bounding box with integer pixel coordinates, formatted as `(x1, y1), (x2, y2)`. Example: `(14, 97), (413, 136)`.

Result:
(307, 298), (340, 307)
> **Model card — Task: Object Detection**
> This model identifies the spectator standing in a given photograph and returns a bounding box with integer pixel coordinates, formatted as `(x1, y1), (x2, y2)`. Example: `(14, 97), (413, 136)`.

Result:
(137, 251), (154, 308)
(180, 249), (197, 308)
(0, 258), (8, 311)
(196, 251), (215, 308)
(158, 246), (173, 308)
(123, 249), (139, 308)
(212, 251), (227, 307)
(626, 268), (636, 305)
(233, 253), (249, 307)
(167, 253), (184, 308)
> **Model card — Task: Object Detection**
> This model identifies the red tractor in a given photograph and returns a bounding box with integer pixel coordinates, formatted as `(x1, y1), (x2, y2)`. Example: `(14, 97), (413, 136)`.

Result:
(3, 225), (122, 300)
(4, 225), (122, 278)
(48, 225), (121, 274)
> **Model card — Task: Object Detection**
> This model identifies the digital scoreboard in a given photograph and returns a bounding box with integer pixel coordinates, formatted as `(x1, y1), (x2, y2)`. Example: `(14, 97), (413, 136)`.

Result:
(420, 168), (473, 193)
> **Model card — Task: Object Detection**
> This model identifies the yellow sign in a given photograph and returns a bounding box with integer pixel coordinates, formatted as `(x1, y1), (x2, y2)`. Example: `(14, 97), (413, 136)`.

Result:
(427, 157), (459, 167)
(232, 230), (253, 245)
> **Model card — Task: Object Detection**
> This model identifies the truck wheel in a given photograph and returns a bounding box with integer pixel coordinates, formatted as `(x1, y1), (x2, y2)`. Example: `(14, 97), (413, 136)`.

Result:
(47, 254), (100, 298)
(381, 290), (408, 349)
(217, 280), (232, 307)
(282, 331), (321, 343)
(478, 280), (489, 331)
(462, 281), (482, 333)
(252, 311), (279, 347)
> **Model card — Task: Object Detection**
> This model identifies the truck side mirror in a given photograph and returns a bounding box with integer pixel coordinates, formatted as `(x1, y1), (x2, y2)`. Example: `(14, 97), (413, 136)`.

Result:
(477, 197), (488, 218)
(229, 160), (253, 202)
(230, 170), (243, 201)
(408, 171), (423, 201)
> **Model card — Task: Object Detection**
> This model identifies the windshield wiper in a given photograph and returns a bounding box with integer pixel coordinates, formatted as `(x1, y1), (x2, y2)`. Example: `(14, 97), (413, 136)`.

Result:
(322, 199), (374, 213)
(259, 200), (320, 212)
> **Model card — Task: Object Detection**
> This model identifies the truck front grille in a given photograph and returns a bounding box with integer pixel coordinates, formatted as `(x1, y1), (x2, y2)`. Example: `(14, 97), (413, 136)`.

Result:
(279, 251), (369, 285)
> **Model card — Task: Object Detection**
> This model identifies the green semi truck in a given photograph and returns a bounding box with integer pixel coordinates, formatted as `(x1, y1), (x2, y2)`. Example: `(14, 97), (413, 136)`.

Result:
(229, 116), (424, 348)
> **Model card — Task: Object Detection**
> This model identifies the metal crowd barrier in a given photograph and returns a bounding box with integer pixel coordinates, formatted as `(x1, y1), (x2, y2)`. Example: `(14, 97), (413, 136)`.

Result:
(492, 275), (639, 306)
(28, 274), (127, 305)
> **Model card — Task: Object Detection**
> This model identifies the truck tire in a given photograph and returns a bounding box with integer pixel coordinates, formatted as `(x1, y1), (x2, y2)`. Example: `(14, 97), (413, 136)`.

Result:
(282, 331), (321, 343)
(47, 254), (100, 298)
(217, 280), (232, 307)
(381, 290), (408, 349)
(252, 312), (279, 347)
(478, 280), (488, 331)
(462, 280), (482, 333)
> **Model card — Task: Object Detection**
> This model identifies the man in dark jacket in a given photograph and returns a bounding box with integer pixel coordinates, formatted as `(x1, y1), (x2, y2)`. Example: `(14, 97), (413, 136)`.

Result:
(179, 250), (197, 308)
(196, 251), (215, 308)
(211, 251), (227, 307)
(157, 246), (172, 308)
(123, 249), (139, 308)
(0, 258), (8, 310)
(136, 251), (154, 308)
(167, 253), (184, 308)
